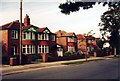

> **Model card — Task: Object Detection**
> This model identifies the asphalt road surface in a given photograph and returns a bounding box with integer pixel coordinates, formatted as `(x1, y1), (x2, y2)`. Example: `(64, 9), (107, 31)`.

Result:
(2, 58), (120, 79)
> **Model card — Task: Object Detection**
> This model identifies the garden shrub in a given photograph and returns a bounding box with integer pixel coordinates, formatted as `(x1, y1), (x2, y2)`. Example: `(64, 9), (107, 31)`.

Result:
(35, 59), (42, 62)
(63, 51), (71, 57)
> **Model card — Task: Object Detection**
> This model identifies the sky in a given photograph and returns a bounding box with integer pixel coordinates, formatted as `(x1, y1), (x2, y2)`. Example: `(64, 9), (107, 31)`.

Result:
(0, 0), (108, 37)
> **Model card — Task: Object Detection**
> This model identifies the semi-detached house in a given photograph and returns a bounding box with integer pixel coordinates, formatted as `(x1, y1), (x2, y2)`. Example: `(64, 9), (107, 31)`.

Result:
(0, 14), (57, 64)
(55, 30), (77, 53)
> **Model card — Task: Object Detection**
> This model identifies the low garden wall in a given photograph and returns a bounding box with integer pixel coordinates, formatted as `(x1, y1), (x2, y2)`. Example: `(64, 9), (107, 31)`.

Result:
(48, 54), (86, 62)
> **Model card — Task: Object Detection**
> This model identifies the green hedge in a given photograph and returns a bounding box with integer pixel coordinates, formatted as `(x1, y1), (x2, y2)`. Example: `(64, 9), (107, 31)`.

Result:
(63, 51), (72, 57)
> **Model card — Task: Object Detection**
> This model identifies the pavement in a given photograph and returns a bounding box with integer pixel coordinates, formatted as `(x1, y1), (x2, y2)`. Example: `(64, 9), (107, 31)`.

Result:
(0, 55), (116, 76)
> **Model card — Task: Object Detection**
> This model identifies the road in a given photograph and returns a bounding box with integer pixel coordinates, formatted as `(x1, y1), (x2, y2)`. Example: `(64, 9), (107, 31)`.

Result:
(2, 58), (120, 79)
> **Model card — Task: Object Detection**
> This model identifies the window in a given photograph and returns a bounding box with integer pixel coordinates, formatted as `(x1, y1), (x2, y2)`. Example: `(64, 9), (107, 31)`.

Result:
(11, 30), (18, 39)
(38, 45), (49, 53)
(88, 40), (92, 43)
(22, 45), (35, 54)
(22, 45), (26, 54)
(11, 45), (17, 55)
(50, 35), (55, 41)
(38, 33), (49, 40)
(22, 32), (35, 40)
(68, 46), (75, 52)
(68, 37), (76, 42)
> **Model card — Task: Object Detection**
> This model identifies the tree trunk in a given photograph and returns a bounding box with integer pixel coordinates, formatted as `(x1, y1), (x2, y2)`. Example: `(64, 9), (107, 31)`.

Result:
(114, 47), (116, 57)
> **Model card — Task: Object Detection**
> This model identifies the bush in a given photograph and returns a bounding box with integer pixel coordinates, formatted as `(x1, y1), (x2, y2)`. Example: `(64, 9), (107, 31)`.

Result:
(77, 50), (87, 55)
(35, 59), (42, 62)
(63, 51), (71, 57)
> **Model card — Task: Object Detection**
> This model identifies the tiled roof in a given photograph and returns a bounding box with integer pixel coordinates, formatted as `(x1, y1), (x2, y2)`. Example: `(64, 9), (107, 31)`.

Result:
(77, 34), (85, 39)
(22, 25), (38, 30)
(0, 20), (39, 31)
(1, 22), (11, 29)
(55, 30), (67, 36)
(37, 27), (46, 32)
(1, 20), (54, 34)
(0, 20), (20, 30)
(22, 25), (31, 30)
(65, 32), (75, 36)
(55, 30), (76, 37)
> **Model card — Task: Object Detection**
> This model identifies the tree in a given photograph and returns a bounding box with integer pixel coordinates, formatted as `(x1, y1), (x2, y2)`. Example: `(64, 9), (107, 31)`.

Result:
(99, 4), (120, 56)
(96, 39), (104, 50)
(59, 0), (119, 15)
(59, 1), (120, 55)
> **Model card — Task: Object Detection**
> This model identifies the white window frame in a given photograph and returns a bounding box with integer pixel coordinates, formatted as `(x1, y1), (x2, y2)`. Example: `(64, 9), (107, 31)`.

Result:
(68, 46), (75, 52)
(11, 46), (16, 55)
(22, 32), (35, 40)
(38, 33), (49, 40)
(68, 37), (76, 42)
(11, 30), (18, 39)
(38, 45), (49, 53)
(22, 45), (35, 54)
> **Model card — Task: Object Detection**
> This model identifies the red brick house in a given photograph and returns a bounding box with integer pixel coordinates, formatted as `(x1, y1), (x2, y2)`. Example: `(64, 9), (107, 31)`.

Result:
(77, 34), (87, 52)
(0, 14), (57, 64)
(0, 20), (20, 64)
(85, 35), (97, 56)
(55, 30), (77, 53)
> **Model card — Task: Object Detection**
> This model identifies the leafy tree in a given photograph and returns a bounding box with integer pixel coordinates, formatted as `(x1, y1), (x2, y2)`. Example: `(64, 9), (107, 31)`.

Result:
(99, 4), (120, 55)
(96, 39), (104, 50)
(59, 1), (120, 55)
(59, 0), (119, 15)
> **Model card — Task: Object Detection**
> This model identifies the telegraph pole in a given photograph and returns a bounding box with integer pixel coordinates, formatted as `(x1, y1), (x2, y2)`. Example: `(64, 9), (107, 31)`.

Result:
(19, 0), (22, 65)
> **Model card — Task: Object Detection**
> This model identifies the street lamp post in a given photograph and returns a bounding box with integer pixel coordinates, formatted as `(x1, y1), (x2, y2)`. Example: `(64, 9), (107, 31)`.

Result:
(19, 0), (22, 65)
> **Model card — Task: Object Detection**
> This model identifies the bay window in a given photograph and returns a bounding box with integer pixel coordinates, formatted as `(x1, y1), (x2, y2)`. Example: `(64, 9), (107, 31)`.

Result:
(38, 45), (49, 53)
(38, 33), (49, 40)
(22, 32), (35, 40)
(22, 45), (35, 54)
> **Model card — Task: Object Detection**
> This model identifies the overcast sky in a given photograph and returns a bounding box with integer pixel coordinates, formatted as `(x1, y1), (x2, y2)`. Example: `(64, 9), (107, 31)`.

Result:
(0, 0), (108, 37)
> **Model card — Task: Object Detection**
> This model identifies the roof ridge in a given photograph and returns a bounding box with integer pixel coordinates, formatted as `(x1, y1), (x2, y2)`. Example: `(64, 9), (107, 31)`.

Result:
(7, 21), (15, 28)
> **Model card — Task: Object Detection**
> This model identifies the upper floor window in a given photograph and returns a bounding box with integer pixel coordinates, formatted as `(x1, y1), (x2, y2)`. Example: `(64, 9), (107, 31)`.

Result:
(68, 37), (76, 42)
(22, 32), (35, 40)
(50, 35), (55, 41)
(11, 30), (18, 39)
(38, 33), (49, 40)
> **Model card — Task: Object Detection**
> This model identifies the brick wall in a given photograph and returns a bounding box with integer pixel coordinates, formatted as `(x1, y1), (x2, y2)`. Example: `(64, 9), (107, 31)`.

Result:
(56, 37), (67, 51)
(0, 30), (8, 55)
(77, 39), (87, 51)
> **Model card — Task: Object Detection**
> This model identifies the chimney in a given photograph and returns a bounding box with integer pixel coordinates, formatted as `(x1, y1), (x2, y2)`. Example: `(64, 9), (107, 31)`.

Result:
(24, 14), (30, 26)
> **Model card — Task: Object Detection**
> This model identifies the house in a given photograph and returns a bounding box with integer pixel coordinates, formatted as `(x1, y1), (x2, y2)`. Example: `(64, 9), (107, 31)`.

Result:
(0, 20), (20, 64)
(85, 35), (96, 56)
(0, 14), (57, 64)
(77, 34), (87, 52)
(55, 30), (77, 54)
